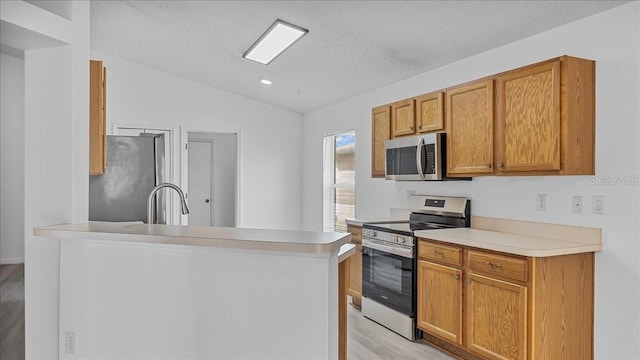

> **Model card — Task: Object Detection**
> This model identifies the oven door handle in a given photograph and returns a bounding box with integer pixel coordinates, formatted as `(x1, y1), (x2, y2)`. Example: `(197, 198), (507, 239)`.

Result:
(416, 137), (426, 180)
(363, 238), (414, 259)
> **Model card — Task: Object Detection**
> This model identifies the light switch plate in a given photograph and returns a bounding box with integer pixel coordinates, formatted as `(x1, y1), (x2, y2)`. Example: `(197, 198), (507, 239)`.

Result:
(592, 195), (604, 215)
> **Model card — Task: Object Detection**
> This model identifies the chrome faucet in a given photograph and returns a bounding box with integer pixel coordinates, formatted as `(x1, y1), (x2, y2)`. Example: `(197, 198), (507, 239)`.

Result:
(147, 183), (190, 224)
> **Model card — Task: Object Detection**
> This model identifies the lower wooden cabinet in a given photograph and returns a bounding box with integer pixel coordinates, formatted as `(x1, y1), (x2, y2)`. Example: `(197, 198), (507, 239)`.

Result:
(417, 239), (594, 360)
(417, 260), (462, 345)
(465, 273), (527, 360)
(346, 225), (362, 308)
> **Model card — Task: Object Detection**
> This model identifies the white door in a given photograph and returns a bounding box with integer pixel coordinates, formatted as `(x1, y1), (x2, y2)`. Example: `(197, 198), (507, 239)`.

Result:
(188, 141), (212, 226)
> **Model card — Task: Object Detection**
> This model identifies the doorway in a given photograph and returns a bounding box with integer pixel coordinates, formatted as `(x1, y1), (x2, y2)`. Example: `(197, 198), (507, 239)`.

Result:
(184, 131), (237, 227)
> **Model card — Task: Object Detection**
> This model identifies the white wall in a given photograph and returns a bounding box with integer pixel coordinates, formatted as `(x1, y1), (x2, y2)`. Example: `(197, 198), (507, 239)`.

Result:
(301, 2), (640, 358)
(20, 1), (90, 358)
(24, 45), (72, 360)
(92, 51), (303, 231)
(210, 133), (237, 227)
(0, 52), (25, 264)
(58, 239), (337, 359)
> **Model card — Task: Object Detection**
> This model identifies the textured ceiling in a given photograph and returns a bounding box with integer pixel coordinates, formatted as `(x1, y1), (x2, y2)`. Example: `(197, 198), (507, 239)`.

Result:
(90, 1), (627, 114)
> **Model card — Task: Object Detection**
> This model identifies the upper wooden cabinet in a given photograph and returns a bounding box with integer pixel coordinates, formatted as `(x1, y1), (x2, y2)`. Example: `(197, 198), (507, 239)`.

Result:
(89, 60), (107, 175)
(371, 105), (391, 178)
(495, 56), (595, 175)
(415, 91), (444, 133)
(446, 79), (495, 176)
(371, 55), (595, 178)
(391, 98), (415, 137)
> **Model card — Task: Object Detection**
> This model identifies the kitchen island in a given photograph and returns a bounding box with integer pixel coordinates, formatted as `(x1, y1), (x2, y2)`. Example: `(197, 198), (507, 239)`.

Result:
(32, 222), (352, 359)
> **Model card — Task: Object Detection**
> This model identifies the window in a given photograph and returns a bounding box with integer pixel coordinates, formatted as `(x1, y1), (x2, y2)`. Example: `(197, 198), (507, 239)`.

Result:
(323, 131), (355, 232)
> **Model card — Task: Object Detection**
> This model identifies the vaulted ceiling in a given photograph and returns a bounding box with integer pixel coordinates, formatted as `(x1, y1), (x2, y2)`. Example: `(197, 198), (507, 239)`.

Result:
(90, 1), (627, 113)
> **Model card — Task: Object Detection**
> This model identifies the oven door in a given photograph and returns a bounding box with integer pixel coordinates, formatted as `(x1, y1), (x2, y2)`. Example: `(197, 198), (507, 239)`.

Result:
(362, 238), (415, 316)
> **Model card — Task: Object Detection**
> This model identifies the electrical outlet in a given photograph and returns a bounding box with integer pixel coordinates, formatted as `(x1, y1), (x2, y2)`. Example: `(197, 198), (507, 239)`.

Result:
(536, 194), (546, 211)
(592, 195), (604, 215)
(406, 190), (416, 200)
(65, 331), (76, 354)
(572, 196), (583, 213)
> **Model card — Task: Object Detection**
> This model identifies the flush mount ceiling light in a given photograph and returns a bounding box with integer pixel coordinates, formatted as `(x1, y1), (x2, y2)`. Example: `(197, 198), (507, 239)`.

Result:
(243, 19), (308, 65)
(261, 79), (272, 85)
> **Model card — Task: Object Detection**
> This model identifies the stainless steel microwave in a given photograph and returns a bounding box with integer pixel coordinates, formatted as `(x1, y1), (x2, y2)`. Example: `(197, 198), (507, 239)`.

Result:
(385, 133), (469, 181)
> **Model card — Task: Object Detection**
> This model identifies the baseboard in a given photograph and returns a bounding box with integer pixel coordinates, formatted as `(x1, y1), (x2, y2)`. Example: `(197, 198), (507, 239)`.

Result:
(0, 257), (24, 265)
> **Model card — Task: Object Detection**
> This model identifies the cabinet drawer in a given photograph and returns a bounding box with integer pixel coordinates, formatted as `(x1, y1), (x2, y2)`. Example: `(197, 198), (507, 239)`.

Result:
(419, 240), (462, 267)
(347, 226), (362, 244)
(467, 250), (528, 283)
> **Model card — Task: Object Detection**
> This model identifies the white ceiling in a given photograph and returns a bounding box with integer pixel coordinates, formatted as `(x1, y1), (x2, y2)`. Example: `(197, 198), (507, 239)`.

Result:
(90, 1), (627, 114)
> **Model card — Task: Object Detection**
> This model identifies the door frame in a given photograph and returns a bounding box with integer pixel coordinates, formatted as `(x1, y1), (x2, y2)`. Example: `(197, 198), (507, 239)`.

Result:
(180, 127), (241, 227)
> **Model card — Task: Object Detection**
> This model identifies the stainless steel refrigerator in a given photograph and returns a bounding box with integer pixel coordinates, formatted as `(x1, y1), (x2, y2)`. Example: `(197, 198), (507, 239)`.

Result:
(89, 134), (167, 224)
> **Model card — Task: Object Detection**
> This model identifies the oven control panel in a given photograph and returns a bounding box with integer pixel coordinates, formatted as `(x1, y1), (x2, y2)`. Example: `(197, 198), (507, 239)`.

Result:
(363, 229), (414, 247)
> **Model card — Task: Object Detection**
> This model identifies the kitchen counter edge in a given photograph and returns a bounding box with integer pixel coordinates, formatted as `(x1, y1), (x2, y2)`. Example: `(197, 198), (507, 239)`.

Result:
(34, 222), (351, 255)
(415, 228), (602, 257)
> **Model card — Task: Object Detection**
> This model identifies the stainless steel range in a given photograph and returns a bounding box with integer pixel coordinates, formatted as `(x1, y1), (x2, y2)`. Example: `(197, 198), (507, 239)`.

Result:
(361, 195), (470, 340)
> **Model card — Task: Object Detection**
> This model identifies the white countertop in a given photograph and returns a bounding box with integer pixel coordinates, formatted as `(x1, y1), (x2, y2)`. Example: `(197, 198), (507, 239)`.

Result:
(34, 222), (350, 254)
(414, 228), (602, 257)
(338, 243), (356, 262)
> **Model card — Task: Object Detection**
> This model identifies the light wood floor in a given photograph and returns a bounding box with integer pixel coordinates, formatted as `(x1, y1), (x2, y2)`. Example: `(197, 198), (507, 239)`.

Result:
(347, 298), (454, 360)
(0, 264), (25, 360)
(0, 264), (452, 360)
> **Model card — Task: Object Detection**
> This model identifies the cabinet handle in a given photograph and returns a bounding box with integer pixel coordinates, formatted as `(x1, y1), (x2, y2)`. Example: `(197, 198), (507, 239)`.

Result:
(497, 162), (505, 168)
(485, 261), (502, 269)
(485, 163), (492, 169)
(433, 250), (444, 256)
(409, 126), (414, 130)
(454, 274), (460, 280)
(418, 125), (423, 129)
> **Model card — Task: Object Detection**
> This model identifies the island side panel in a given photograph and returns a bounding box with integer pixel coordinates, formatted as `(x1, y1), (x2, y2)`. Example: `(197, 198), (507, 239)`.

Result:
(58, 239), (338, 359)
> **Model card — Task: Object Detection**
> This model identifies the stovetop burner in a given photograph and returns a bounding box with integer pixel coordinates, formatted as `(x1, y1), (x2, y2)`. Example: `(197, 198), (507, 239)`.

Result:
(362, 195), (470, 238)
(363, 221), (457, 236)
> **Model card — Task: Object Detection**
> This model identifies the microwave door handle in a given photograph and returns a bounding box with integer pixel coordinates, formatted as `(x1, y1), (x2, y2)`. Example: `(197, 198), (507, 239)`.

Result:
(416, 137), (426, 180)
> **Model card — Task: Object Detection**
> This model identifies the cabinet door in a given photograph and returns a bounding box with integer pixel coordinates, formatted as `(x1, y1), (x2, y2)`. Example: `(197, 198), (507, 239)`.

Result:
(416, 91), (444, 133)
(347, 244), (362, 308)
(371, 105), (391, 178)
(89, 60), (106, 175)
(446, 80), (494, 175)
(391, 99), (415, 137)
(417, 260), (463, 345)
(466, 273), (527, 360)
(496, 60), (560, 172)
